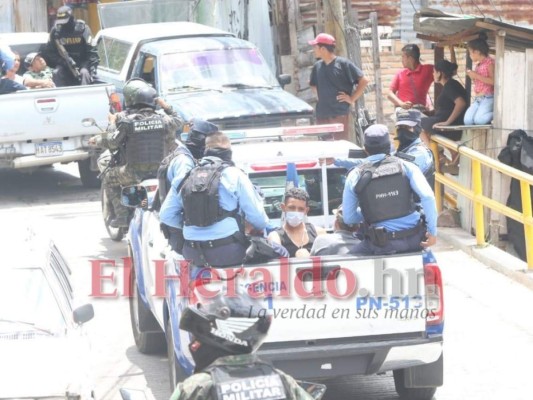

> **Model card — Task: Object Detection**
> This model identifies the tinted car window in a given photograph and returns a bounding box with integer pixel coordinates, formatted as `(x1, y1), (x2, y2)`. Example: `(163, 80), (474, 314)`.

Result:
(249, 168), (346, 219)
(97, 37), (132, 73)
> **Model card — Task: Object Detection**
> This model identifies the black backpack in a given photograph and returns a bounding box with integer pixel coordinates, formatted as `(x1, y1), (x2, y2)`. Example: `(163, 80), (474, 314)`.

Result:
(180, 157), (236, 227)
(157, 146), (195, 204)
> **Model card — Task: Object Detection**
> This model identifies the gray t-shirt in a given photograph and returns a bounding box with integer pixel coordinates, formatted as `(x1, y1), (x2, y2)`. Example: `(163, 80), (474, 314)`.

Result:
(310, 230), (360, 256)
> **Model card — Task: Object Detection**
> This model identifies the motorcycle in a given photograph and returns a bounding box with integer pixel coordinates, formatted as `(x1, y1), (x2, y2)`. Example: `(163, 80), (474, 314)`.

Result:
(82, 117), (157, 241)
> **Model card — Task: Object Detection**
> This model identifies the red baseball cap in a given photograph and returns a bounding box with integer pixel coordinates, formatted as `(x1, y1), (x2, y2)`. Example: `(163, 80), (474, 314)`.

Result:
(308, 33), (336, 46)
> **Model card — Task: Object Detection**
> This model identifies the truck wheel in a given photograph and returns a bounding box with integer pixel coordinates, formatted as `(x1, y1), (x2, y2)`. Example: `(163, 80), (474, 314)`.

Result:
(78, 158), (101, 188)
(166, 317), (187, 391)
(129, 258), (166, 354)
(393, 369), (437, 400)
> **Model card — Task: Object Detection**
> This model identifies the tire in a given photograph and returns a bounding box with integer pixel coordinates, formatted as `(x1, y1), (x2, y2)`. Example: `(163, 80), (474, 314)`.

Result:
(166, 317), (188, 391)
(101, 186), (124, 242)
(78, 158), (101, 189)
(129, 256), (166, 354)
(393, 369), (437, 400)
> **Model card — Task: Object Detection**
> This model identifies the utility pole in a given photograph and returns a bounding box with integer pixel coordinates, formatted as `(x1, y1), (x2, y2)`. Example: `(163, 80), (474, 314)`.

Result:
(324, 0), (347, 58)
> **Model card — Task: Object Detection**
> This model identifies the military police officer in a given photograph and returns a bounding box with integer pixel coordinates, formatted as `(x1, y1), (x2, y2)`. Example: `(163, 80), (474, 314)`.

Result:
(171, 132), (269, 267)
(343, 124), (437, 255)
(44, 5), (99, 86)
(159, 118), (219, 253)
(170, 288), (315, 400)
(101, 85), (179, 228)
(395, 108), (435, 190)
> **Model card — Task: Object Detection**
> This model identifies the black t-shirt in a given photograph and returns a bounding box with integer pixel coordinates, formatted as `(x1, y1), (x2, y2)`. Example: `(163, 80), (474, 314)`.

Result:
(434, 79), (467, 124)
(309, 56), (364, 119)
(276, 223), (318, 257)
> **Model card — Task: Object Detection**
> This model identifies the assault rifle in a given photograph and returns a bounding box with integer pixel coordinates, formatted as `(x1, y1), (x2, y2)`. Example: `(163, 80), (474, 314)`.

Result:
(54, 38), (80, 81)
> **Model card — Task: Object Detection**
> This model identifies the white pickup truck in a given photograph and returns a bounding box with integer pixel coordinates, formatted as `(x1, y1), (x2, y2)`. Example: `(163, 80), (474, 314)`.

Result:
(0, 32), (112, 188)
(125, 125), (444, 400)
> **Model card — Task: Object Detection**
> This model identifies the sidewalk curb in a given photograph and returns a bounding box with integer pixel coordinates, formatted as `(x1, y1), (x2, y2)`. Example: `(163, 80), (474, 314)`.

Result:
(438, 227), (533, 291)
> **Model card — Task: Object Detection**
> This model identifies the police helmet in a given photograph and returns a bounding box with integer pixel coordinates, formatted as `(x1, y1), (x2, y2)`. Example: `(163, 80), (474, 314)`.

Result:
(55, 6), (74, 27)
(133, 86), (158, 109)
(180, 286), (271, 356)
(187, 118), (219, 145)
(122, 78), (149, 109)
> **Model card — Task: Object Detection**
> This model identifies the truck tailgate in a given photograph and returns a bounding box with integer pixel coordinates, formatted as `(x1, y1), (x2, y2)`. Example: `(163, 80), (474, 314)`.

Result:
(233, 254), (428, 343)
(0, 84), (112, 143)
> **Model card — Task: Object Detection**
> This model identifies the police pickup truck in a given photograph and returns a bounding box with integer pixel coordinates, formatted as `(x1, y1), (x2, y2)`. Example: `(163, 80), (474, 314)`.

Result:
(125, 125), (444, 400)
(0, 32), (114, 188)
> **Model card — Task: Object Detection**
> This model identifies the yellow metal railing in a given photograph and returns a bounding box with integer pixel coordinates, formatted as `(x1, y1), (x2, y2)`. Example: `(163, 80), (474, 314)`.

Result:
(430, 135), (533, 269)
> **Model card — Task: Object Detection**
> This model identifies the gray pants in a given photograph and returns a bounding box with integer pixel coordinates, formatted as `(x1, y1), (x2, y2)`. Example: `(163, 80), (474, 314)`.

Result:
(183, 241), (247, 268)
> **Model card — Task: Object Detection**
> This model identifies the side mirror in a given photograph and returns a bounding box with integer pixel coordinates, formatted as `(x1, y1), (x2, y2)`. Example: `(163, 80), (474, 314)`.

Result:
(73, 304), (94, 325)
(119, 388), (149, 400)
(81, 117), (96, 127)
(121, 185), (148, 208)
(278, 74), (292, 87)
(297, 381), (327, 400)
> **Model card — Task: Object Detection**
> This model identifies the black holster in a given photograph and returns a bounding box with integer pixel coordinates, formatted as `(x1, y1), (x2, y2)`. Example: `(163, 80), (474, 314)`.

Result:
(366, 226), (389, 247)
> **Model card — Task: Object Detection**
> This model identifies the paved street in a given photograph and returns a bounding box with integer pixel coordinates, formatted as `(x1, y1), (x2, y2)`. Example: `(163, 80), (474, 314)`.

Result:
(1, 164), (532, 400)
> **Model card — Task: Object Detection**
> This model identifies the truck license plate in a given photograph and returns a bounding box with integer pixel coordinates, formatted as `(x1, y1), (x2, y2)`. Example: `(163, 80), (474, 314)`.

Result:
(35, 142), (63, 157)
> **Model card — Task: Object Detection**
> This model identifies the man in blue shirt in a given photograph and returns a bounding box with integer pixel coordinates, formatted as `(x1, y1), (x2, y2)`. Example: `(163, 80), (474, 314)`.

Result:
(159, 118), (219, 253)
(0, 44), (26, 94)
(343, 124), (437, 255)
(172, 132), (269, 267)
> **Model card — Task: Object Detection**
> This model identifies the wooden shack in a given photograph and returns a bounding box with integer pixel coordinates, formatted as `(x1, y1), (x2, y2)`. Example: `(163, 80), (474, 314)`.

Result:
(413, 8), (533, 243)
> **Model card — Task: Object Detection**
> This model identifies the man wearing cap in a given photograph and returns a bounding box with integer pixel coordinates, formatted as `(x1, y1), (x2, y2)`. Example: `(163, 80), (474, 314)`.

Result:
(43, 5), (99, 86)
(22, 53), (55, 89)
(342, 124), (437, 255)
(395, 108), (435, 191)
(308, 33), (368, 141)
(310, 205), (360, 256)
(159, 118), (219, 253)
(387, 44), (435, 113)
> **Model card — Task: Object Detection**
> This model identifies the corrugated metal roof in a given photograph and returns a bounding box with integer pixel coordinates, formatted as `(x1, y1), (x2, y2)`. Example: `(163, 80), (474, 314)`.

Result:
(414, 8), (533, 51)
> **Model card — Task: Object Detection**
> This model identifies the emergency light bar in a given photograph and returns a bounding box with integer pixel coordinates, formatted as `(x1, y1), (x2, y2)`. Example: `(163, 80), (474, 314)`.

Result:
(222, 123), (343, 142)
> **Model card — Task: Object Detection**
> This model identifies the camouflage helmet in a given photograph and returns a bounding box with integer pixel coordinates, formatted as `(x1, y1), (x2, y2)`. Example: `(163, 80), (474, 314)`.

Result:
(122, 78), (148, 109)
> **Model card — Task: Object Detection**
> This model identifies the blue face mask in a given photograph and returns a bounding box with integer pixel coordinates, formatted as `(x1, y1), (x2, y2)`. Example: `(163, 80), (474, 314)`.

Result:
(285, 211), (305, 227)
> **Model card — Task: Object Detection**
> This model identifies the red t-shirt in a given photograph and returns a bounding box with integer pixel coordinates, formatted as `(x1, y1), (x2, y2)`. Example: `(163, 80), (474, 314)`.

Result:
(390, 64), (434, 105)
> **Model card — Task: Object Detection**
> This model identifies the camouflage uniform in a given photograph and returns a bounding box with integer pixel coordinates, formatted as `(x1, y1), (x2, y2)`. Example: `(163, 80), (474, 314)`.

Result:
(170, 354), (314, 400)
(99, 106), (180, 223)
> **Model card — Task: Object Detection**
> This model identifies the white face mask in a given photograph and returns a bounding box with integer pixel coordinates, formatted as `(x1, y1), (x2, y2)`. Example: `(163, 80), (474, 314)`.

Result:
(285, 211), (305, 227)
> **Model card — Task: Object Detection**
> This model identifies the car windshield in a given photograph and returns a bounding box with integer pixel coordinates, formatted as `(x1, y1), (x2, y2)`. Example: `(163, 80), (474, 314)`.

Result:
(159, 48), (279, 93)
(0, 269), (67, 336)
(249, 169), (347, 220)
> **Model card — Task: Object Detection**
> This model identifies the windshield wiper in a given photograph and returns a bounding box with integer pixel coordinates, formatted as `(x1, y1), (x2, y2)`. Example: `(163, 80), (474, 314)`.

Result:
(167, 85), (222, 93)
(222, 83), (273, 89)
(0, 318), (55, 335)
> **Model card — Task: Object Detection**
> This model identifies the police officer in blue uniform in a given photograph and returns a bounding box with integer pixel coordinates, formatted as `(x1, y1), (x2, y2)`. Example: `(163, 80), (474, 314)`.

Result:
(0, 44), (26, 94)
(343, 124), (437, 255)
(395, 109), (435, 191)
(159, 119), (219, 252)
(172, 131), (269, 267)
